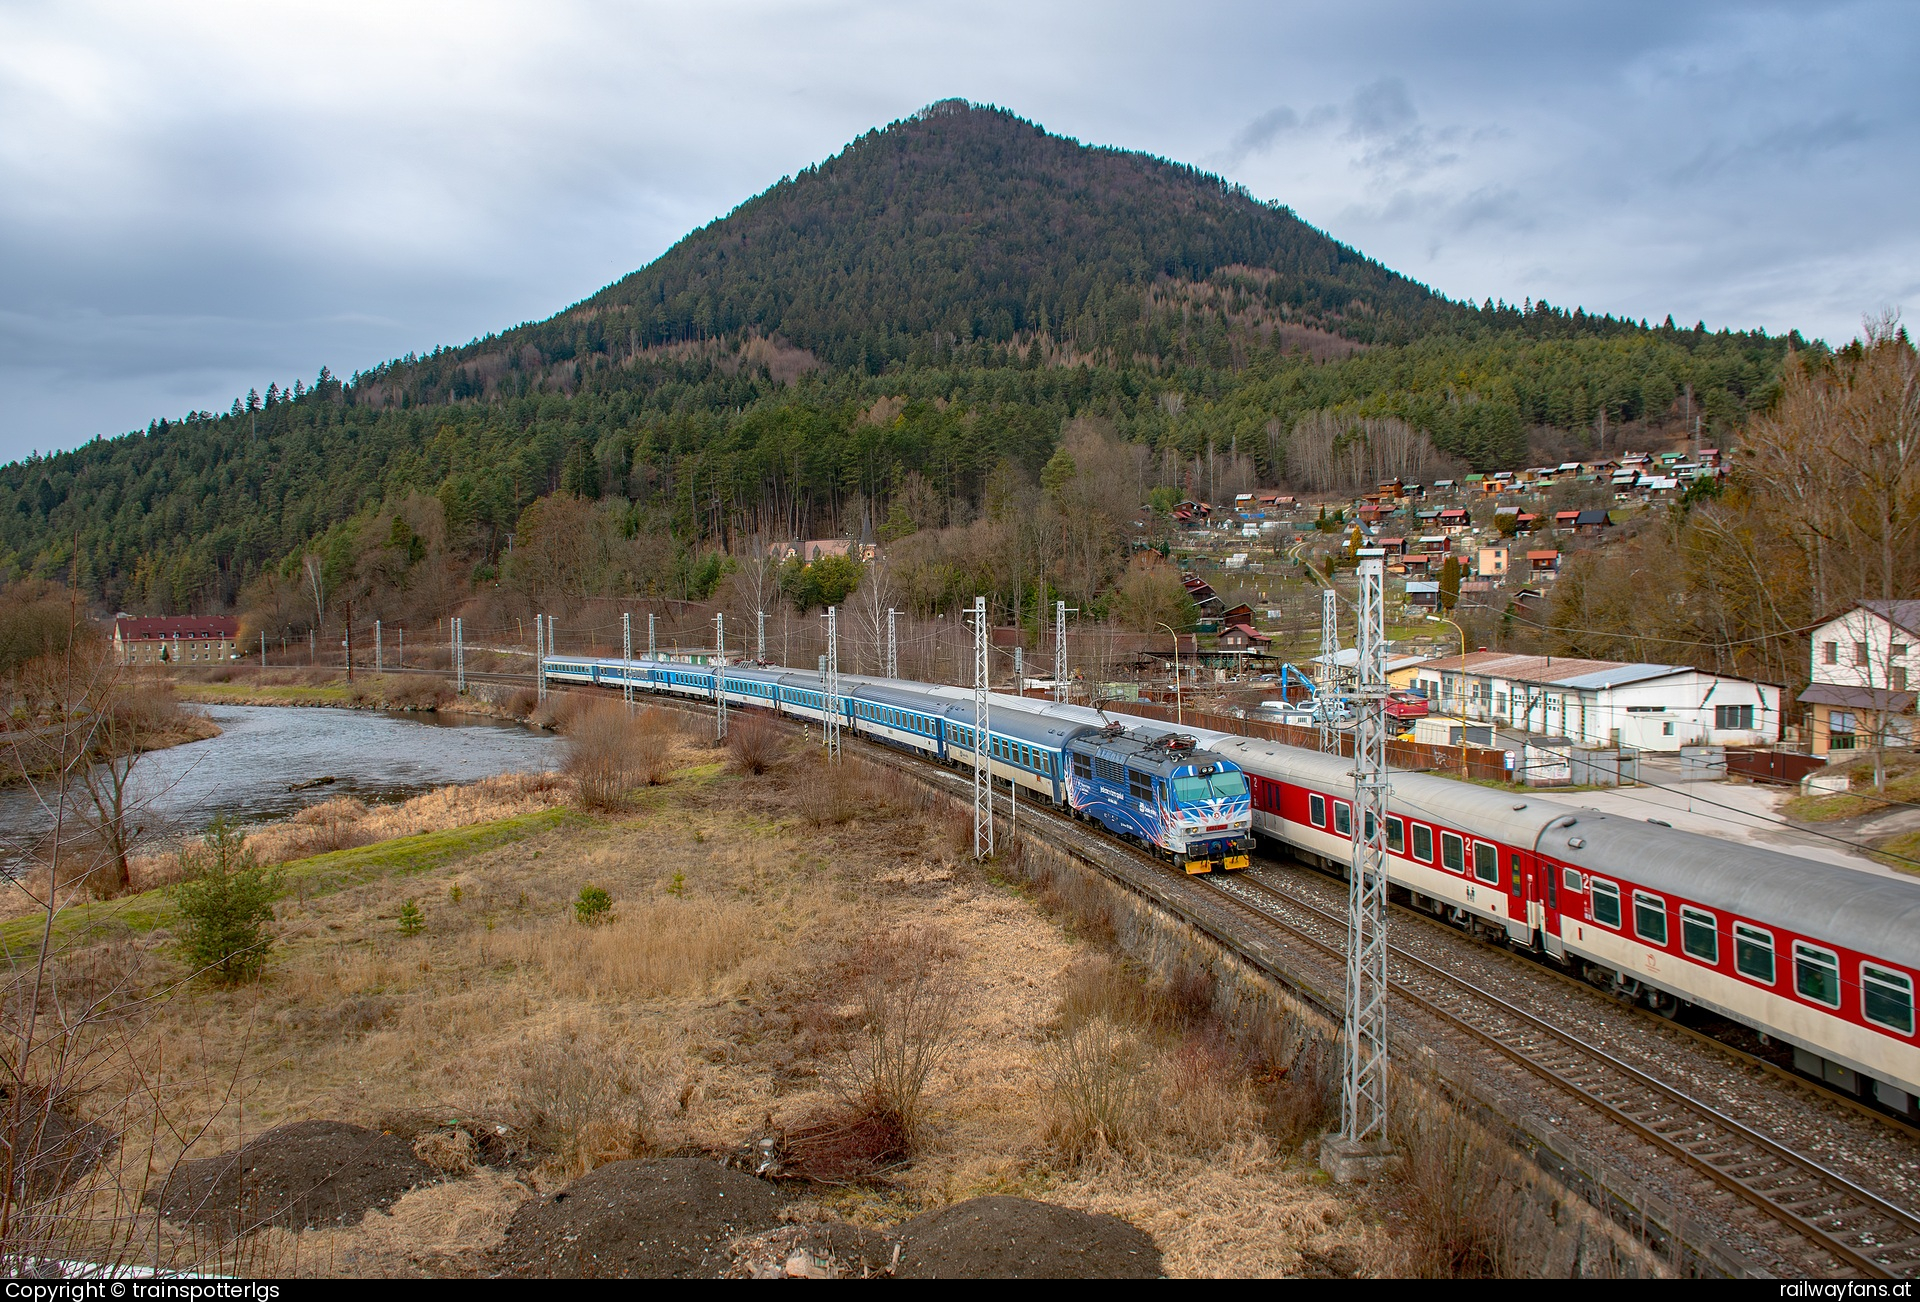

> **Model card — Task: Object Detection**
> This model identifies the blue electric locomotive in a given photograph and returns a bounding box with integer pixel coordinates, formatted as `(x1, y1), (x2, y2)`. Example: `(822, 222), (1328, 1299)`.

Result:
(1063, 725), (1254, 873)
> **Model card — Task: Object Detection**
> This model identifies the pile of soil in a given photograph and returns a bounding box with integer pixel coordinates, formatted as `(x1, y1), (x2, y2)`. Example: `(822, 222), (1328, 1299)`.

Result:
(149, 1120), (438, 1233)
(497, 1157), (784, 1278)
(895, 1196), (1161, 1279)
(1, 1093), (115, 1199)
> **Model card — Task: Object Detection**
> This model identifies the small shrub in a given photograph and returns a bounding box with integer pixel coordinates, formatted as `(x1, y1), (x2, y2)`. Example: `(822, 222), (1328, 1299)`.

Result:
(832, 926), (962, 1149)
(725, 712), (782, 775)
(397, 899), (425, 936)
(506, 688), (539, 718)
(665, 872), (685, 898)
(172, 817), (283, 986)
(575, 885), (612, 925)
(1041, 1017), (1150, 1163)
(564, 703), (645, 810)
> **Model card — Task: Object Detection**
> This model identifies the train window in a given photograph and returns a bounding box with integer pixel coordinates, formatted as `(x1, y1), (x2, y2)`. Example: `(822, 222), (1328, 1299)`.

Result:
(1681, 908), (1718, 963)
(1793, 943), (1841, 1008)
(1073, 753), (1093, 780)
(1562, 867), (1583, 894)
(1334, 803), (1352, 837)
(1589, 880), (1621, 928)
(1441, 832), (1465, 873)
(1412, 824), (1433, 863)
(1386, 818), (1405, 853)
(1472, 843), (1497, 884)
(1128, 770), (1154, 802)
(1633, 893), (1668, 946)
(1863, 965), (1915, 1035)
(1363, 810), (1376, 841)
(1309, 794), (1326, 828)
(1734, 924), (1775, 984)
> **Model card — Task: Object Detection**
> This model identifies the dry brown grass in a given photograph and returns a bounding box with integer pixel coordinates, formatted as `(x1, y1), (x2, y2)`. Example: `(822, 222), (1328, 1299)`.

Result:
(501, 896), (766, 998)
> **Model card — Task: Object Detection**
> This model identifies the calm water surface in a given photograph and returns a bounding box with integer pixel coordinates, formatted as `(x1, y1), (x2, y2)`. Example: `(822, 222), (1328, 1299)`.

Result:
(0, 705), (559, 872)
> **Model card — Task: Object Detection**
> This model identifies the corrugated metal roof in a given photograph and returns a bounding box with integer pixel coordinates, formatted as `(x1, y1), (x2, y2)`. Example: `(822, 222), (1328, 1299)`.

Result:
(1414, 651), (1695, 689)
(1799, 683), (1918, 712)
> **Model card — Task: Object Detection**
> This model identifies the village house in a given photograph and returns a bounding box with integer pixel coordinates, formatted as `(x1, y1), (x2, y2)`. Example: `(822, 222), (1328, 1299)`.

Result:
(1527, 550), (1562, 580)
(1476, 546), (1509, 579)
(1800, 601), (1919, 759)
(1393, 650), (1780, 751)
(771, 539), (878, 563)
(113, 615), (240, 666)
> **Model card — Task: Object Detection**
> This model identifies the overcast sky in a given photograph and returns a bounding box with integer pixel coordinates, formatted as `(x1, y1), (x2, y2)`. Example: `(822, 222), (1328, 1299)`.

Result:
(3, 0), (1915, 464)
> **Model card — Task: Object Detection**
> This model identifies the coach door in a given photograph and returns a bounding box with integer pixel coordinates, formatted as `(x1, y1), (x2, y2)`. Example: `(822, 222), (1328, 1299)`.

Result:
(1532, 855), (1567, 958)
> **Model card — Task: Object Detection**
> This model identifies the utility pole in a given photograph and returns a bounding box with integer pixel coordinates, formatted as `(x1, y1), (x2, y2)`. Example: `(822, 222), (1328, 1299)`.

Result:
(453, 617), (466, 693)
(535, 614), (546, 703)
(714, 612), (728, 739)
(823, 606), (840, 761)
(1325, 551), (1392, 1181)
(344, 600), (354, 683)
(972, 596), (992, 860)
(309, 628), (315, 666)
(1320, 588), (1340, 756)
(397, 626), (403, 669)
(375, 619), (382, 672)
(1014, 646), (1023, 694)
(886, 608), (898, 680)
(260, 631), (266, 668)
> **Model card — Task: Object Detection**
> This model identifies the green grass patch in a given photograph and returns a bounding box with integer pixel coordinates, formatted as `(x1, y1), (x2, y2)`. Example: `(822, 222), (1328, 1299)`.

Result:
(1782, 791), (1891, 823)
(179, 683), (353, 704)
(1874, 831), (1920, 874)
(0, 807), (575, 958)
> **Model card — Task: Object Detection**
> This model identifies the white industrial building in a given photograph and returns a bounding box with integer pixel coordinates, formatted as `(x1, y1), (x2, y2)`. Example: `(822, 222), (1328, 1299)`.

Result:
(1397, 651), (1780, 751)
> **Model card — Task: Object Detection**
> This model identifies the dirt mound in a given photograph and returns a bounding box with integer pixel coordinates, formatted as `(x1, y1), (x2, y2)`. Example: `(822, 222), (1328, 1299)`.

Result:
(897, 1196), (1161, 1279)
(2, 1093), (116, 1199)
(149, 1120), (438, 1232)
(497, 1157), (783, 1278)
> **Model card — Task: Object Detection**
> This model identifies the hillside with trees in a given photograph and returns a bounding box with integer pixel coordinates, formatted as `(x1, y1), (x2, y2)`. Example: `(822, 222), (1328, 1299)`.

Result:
(0, 100), (1805, 643)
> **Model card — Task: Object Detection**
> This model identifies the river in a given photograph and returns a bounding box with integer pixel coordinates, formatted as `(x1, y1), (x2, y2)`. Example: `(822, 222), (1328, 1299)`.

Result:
(0, 704), (561, 874)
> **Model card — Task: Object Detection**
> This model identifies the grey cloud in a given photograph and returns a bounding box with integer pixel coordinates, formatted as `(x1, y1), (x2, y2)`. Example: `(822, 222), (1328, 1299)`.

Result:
(1346, 77), (1417, 138)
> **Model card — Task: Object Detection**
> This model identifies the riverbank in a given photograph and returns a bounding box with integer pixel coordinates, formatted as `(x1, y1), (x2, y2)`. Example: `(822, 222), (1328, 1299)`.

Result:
(0, 697), (222, 786)
(16, 717), (1397, 1278)
(176, 672), (529, 722)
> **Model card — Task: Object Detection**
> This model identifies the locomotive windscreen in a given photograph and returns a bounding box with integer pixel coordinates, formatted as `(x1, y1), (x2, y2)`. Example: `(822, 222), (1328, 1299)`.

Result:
(1171, 770), (1248, 803)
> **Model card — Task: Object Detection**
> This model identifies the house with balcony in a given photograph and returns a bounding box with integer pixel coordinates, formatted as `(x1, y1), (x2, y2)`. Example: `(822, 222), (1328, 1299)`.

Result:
(1800, 601), (1919, 759)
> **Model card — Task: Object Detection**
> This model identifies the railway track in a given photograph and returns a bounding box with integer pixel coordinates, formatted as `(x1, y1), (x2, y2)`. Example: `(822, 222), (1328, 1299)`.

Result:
(1207, 870), (1920, 1279)
(550, 685), (1920, 1275)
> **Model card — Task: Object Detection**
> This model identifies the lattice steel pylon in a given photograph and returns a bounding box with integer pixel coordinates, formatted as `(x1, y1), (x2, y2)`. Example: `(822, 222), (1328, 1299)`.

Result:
(453, 617), (466, 694)
(1319, 588), (1340, 755)
(823, 605), (841, 761)
(886, 608), (898, 680)
(1054, 601), (1069, 703)
(622, 613), (633, 711)
(535, 614), (546, 702)
(647, 612), (656, 660)
(1340, 554), (1392, 1155)
(757, 609), (766, 664)
(972, 596), (992, 860)
(714, 612), (727, 738)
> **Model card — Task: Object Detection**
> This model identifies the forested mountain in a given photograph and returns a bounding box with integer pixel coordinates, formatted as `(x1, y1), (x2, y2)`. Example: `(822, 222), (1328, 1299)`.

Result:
(0, 100), (1804, 621)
